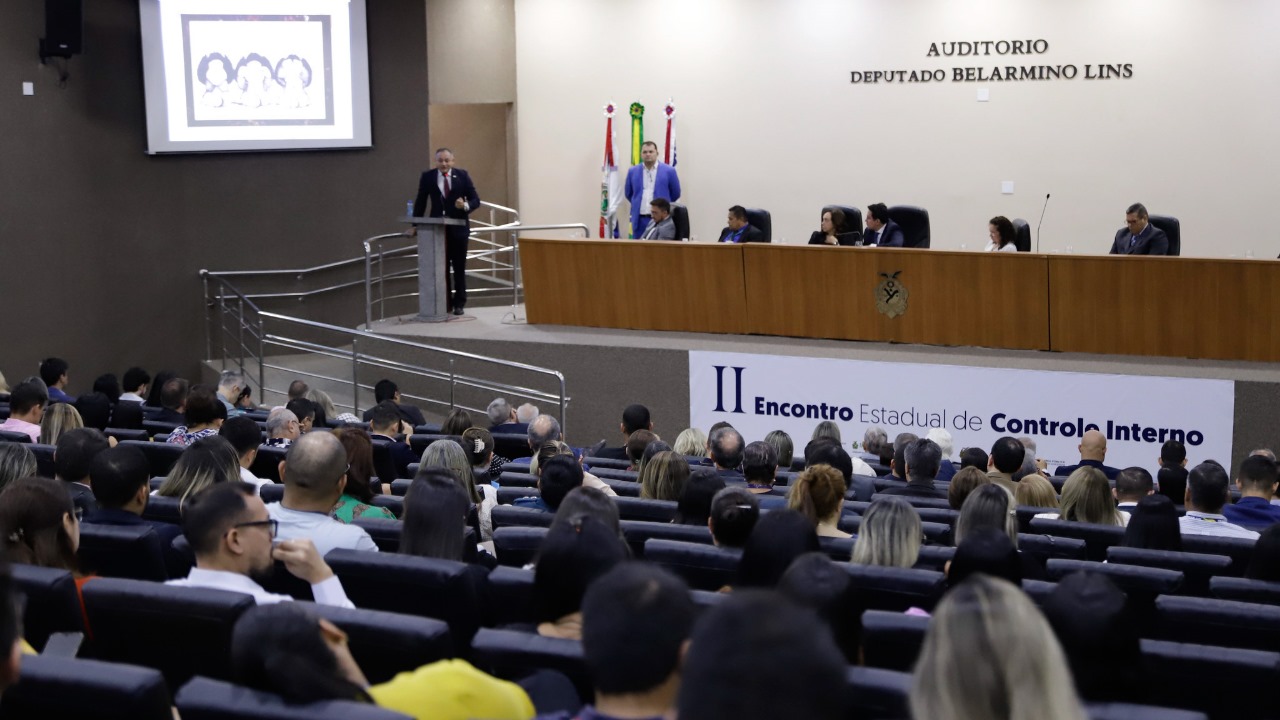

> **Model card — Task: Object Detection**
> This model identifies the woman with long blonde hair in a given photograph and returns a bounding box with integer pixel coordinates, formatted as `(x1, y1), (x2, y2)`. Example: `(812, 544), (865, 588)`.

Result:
(638, 450), (689, 501)
(850, 497), (920, 568)
(39, 403), (84, 445)
(1052, 467), (1126, 526)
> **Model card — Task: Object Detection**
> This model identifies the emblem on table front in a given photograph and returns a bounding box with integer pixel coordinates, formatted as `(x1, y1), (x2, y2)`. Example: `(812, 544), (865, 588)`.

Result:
(875, 271), (908, 318)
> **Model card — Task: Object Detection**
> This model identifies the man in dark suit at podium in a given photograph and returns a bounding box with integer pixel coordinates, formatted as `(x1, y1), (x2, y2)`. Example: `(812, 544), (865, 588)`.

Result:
(717, 206), (765, 243)
(863, 203), (904, 247)
(1109, 203), (1169, 256)
(410, 148), (481, 315)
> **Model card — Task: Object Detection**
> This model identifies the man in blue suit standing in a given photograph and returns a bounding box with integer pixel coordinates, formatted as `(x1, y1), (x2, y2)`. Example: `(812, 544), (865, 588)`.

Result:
(411, 148), (481, 315)
(863, 203), (904, 247)
(624, 141), (681, 238)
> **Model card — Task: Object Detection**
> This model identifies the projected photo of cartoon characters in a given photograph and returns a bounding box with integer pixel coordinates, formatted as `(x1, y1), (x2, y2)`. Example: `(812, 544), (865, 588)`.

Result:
(183, 15), (333, 127)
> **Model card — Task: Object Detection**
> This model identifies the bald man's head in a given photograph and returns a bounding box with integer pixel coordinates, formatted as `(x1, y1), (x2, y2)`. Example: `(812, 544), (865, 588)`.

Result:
(280, 432), (347, 503)
(1079, 430), (1107, 461)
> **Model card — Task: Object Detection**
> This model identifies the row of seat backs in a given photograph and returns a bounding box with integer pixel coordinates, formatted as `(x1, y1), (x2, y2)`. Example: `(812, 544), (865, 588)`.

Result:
(1026, 517), (1256, 574)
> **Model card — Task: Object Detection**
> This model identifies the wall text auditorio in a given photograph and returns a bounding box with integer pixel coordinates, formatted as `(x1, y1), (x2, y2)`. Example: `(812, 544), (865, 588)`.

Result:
(849, 38), (1133, 84)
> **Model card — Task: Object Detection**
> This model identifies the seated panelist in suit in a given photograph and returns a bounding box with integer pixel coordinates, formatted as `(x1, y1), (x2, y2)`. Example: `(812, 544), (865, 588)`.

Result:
(863, 203), (904, 247)
(639, 198), (677, 240)
(985, 216), (1018, 252)
(808, 208), (859, 246)
(718, 205), (765, 244)
(1109, 202), (1169, 256)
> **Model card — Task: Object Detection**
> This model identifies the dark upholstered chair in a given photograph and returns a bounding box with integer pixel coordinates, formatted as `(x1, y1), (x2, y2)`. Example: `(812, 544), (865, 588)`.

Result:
(1180, 535), (1254, 576)
(349, 517), (404, 553)
(485, 566), (535, 627)
(842, 564), (946, 612)
(671, 203), (691, 241)
(175, 677), (410, 720)
(1086, 703), (1206, 720)
(1153, 595), (1280, 652)
(493, 526), (548, 567)
(621, 520), (713, 556)
(1017, 533), (1087, 562)
(491, 504), (554, 529)
(642, 539), (742, 592)
(822, 204), (863, 238)
(1138, 638), (1277, 718)
(77, 523), (168, 581)
(104, 427), (148, 443)
(496, 486), (540, 505)
(1209, 576), (1280, 606)
(249, 445), (287, 483)
(10, 564), (85, 651)
(886, 205), (930, 248)
(470, 628), (590, 701)
(613, 496), (677, 523)
(306, 603), (453, 684)
(843, 666), (911, 720)
(860, 609), (928, 672)
(1045, 558), (1184, 599)
(1148, 214), (1181, 256)
(141, 495), (183, 525)
(1012, 217), (1032, 252)
(0, 655), (172, 720)
(1028, 518), (1125, 561)
(744, 208), (772, 243)
(119, 440), (184, 477)
(1106, 547), (1232, 597)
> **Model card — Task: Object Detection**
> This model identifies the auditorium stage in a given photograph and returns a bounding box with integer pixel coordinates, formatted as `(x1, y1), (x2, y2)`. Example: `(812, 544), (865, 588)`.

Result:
(363, 304), (1280, 458)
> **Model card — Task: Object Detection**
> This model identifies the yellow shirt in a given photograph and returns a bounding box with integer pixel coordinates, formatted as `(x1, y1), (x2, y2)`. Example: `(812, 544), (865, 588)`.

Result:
(369, 659), (535, 720)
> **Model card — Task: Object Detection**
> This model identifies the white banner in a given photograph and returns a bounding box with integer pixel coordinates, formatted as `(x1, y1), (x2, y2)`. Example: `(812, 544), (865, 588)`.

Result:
(689, 351), (1235, 472)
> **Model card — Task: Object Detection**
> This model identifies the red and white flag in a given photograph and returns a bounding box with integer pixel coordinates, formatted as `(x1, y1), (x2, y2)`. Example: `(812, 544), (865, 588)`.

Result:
(600, 103), (622, 238)
(663, 100), (677, 167)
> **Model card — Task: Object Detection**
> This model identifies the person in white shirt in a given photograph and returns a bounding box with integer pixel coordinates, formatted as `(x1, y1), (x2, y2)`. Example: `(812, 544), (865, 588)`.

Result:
(268, 432), (378, 554)
(1114, 467), (1155, 517)
(0, 382), (46, 443)
(167, 481), (354, 607)
(984, 216), (1019, 252)
(219, 416), (271, 492)
(1180, 462), (1260, 539)
(119, 367), (150, 404)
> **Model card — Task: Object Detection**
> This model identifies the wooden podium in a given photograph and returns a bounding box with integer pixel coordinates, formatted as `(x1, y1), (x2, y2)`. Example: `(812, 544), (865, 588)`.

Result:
(401, 216), (467, 322)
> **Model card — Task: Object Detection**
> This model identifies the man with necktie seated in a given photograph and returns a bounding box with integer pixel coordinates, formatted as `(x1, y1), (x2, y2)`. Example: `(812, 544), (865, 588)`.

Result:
(640, 198), (677, 240)
(1109, 202), (1169, 255)
(717, 205), (765, 243)
(863, 203), (904, 247)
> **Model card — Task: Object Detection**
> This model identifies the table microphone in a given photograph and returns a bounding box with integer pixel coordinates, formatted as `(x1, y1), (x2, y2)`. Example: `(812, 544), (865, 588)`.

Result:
(1036, 193), (1050, 253)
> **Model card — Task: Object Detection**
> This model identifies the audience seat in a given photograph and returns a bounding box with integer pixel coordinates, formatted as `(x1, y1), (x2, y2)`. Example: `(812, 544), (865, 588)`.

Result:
(841, 516), (951, 545)
(175, 677), (411, 720)
(1180, 535), (1255, 576)
(259, 484), (284, 503)
(350, 517), (403, 553)
(1012, 217), (1032, 252)
(0, 655), (172, 720)
(389, 479), (412, 496)
(119, 440), (185, 478)
(860, 609), (929, 672)
(469, 628), (589, 701)
(0, 430), (32, 444)
(589, 467), (639, 482)
(1016, 506), (1059, 533)
(491, 505), (555, 529)
(914, 545), (956, 571)
(843, 564), (945, 612)
(104, 427), (149, 443)
(865, 463), (891, 476)
(613, 496), (677, 523)
(498, 471), (539, 487)
(1209, 576), (1280, 606)
(249, 445), (287, 483)
(142, 420), (181, 437)
(744, 208), (772, 243)
(10, 564), (85, 651)
(1018, 533), (1088, 562)
(493, 526), (548, 567)
(141, 495), (183, 525)
(306, 602), (454, 684)
(29, 443), (56, 477)
(671, 202), (691, 240)
(1045, 559), (1184, 598)
(324, 548), (488, 645)
(496, 486), (540, 505)
(601, 478), (642, 497)
(823, 204), (863, 237)
(78, 523), (169, 581)
(581, 456), (630, 470)
(1153, 595), (1280, 652)
(369, 495), (403, 518)
(485, 566), (535, 627)
(620, 520), (713, 557)
(843, 666), (910, 720)
(491, 433), (532, 460)
(819, 535), (856, 562)
(886, 205), (930, 248)
(642, 539), (741, 592)
(1028, 518), (1125, 561)
(408, 434), (461, 456)
(1148, 214), (1181, 256)
(81, 578), (255, 688)
(1139, 638), (1277, 718)
(1106, 547), (1232, 597)
(1086, 704), (1206, 720)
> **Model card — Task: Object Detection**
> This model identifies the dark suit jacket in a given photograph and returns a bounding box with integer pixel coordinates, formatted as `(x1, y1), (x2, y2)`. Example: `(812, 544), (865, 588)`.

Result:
(88, 508), (188, 578)
(1110, 224), (1169, 255)
(593, 446), (630, 461)
(413, 168), (481, 242)
(490, 422), (529, 436)
(361, 402), (426, 429)
(807, 231), (861, 246)
(935, 461), (957, 484)
(878, 481), (948, 500)
(865, 221), (905, 247)
(1053, 458), (1121, 481)
(1157, 466), (1188, 503)
(717, 224), (765, 244)
(154, 408), (186, 425)
(67, 482), (98, 514)
(110, 401), (145, 430)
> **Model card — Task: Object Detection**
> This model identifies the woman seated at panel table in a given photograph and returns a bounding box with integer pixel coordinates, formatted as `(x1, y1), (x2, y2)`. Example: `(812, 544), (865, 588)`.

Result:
(985, 216), (1018, 252)
(808, 208), (859, 246)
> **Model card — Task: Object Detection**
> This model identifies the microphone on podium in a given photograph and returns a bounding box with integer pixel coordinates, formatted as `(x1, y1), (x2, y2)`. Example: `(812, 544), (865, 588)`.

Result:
(1035, 193), (1050, 254)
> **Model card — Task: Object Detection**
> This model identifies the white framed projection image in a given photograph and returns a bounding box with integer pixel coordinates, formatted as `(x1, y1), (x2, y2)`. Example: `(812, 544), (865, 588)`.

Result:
(139, 0), (372, 154)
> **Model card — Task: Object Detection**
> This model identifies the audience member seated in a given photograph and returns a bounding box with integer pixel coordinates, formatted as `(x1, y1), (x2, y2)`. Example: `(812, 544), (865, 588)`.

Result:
(1244, 525), (1280, 582)
(40, 403), (84, 446)
(1053, 429), (1121, 481)
(517, 454), (584, 515)
(531, 516), (628, 640)
(808, 207), (857, 246)
(810, 420), (840, 446)
(143, 371), (175, 407)
(910, 575), (1086, 720)
(984, 215), (1018, 252)
(463, 427), (503, 482)
(861, 426), (891, 466)
(959, 446), (988, 471)
(551, 487), (624, 544)
(264, 407), (301, 449)
(215, 370), (248, 418)
(955, 484), (1019, 548)
(284, 399), (316, 434)
(638, 451), (690, 502)
(1222, 454), (1280, 530)
(440, 408), (473, 437)
(170, 482), (354, 606)
(674, 469), (725, 527)
(673, 427), (707, 458)
(595, 404), (652, 461)
(401, 471), (473, 562)
(0, 381), (47, 442)
(863, 203), (904, 248)
(517, 403), (539, 426)
(623, 430), (657, 471)
(0, 477), (93, 624)
(155, 436), (240, 503)
(166, 386), (226, 446)
(1109, 202), (1169, 256)
(1180, 462), (1260, 539)
(73, 392), (112, 432)
(154, 377), (189, 425)
(219, 416), (271, 491)
(269, 433), (378, 554)
(368, 401), (416, 479)
(1014, 472), (1059, 508)
(777, 553), (862, 664)
(119, 367), (150, 404)
(705, 426), (746, 483)
(56, 427), (110, 515)
(947, 528), (1023, 588)
(527, 414), (562, 454)
(762, 429), (792, 468)
(309, 388), (359, 425)
(230, 602), (534, 719)
(805, 439), (870, 501)
(1036, 467), (1127, 526)
(676, 590), (846, 720)
(887, 432), (919, 482)
(1114, 466), (1155, 514)
(716, 205), (765, 244)
(573, 563), (694, 720)
(39, 357), (74, 405)
(788, 465), (851, 539)
(852, 497), (921, 569)
(487, 397), (528, 436)
(286, 380), (309, 401)
(92, 374), (121, 403)
(86, 445), (185, 571)
(1157, 439), (1189, 504)
(709, 487), (759, 549)
(985, 436), (1023, 494)
(531, 441), (615, 498)
(734, 509), (819, 590)
(329, 428), (395, 523)
(879, 438), (947, 500)
(1041, 571), (1141, 703)
(1011, 447), (1042, 484)
(360, 379), (426, 427)
(926, 428), (957, 483)
(1121, 494), (1182, 551)
(741, 441), (778, 494)
(0, 445), (36, 494)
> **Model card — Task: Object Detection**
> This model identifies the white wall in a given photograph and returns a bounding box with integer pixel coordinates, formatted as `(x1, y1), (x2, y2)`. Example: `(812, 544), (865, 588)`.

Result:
(514, 0), (1280, 256)
(428, 0), (516, 104)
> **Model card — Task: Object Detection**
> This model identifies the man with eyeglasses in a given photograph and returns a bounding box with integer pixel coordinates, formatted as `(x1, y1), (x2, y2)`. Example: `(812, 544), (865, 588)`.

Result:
(168, 481), (355, 607)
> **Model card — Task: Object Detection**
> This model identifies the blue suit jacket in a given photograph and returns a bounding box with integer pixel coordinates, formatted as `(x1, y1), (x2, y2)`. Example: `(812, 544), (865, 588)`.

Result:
(624, 163), (681, 233)
(866, 220), (904, 247)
